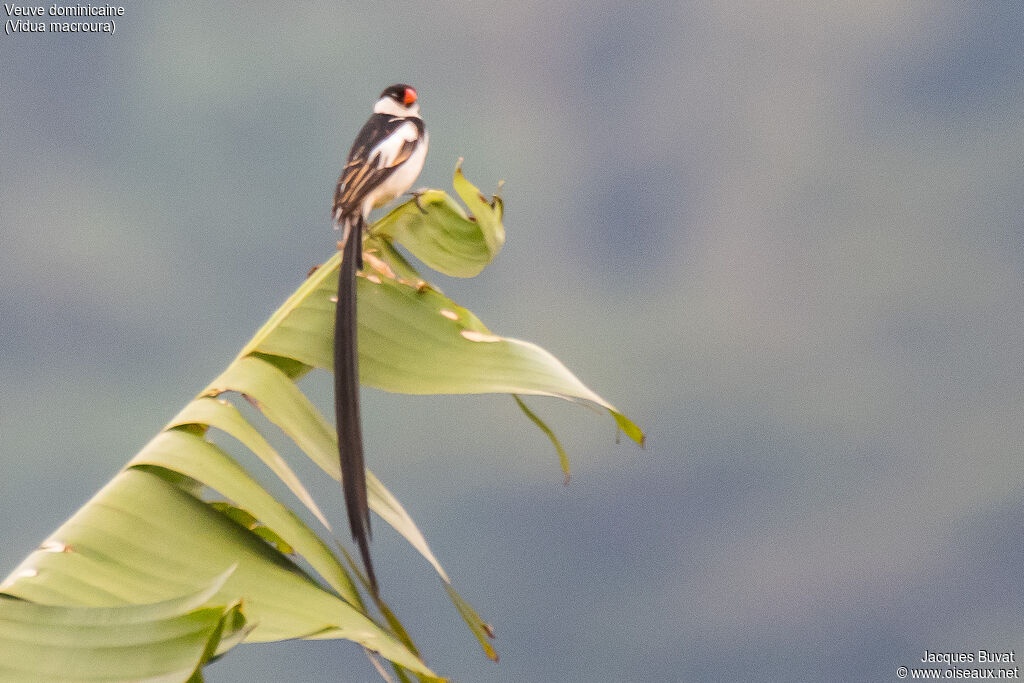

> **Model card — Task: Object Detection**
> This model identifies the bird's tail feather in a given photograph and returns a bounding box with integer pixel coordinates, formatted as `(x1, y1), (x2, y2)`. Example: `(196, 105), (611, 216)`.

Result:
(334, 216), (377, 595)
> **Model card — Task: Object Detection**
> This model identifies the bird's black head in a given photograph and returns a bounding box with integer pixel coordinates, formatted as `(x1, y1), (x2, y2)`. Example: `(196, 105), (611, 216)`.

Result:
(380, 83), (418, 106)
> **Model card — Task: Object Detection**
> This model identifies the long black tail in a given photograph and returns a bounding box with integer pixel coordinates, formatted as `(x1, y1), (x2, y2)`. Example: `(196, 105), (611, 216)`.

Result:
(334, 217), (377, 596)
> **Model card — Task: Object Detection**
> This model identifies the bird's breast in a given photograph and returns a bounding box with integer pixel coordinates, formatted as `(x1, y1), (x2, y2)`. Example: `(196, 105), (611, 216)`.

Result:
(371, 132), (428, 210)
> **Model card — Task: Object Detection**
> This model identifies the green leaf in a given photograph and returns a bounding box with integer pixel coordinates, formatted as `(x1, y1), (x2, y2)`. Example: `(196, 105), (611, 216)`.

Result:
(245, 236), (644, 447)
(513, 395), (571, 484)
(444, 583), (498, 663)
(200, 355), (448, 584)
(370, 161), (504, 278)
(169, 396), (332, 532)
(130, 428), (362, 607)
(1, 165), (641, 679)
(233, 166), (639, 661)
(0, 468), (434, 676)
(0, 572), (248, 683)
(210, 503), (295, 554)
(451, 161), (505, 258)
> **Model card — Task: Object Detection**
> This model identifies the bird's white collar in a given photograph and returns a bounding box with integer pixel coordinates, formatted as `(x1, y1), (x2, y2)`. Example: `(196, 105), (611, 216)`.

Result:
(373, 97), (421, 118)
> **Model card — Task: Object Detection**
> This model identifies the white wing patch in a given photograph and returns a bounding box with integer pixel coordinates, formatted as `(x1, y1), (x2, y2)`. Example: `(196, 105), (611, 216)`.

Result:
(369, 121), (419, 169)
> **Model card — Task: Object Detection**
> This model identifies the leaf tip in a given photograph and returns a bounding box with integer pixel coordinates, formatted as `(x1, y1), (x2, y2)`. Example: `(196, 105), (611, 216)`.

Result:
(611, 411), (645, 448)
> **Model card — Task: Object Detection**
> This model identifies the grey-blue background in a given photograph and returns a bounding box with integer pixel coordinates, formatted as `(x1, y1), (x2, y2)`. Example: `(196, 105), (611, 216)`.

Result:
(2, 3), (1022, 681)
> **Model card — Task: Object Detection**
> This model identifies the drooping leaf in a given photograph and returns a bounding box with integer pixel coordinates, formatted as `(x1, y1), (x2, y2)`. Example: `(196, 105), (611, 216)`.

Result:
(0, 164), (642, 680)
(245, 227), (643, 446)
(444, 583), (498, 663)
(200, 354), (447, 584)
(513, 395), (571, 484)
(0, 569), (247, 682)
(370, 161), (504, 278)
(130, 428), (361, 607)
(170, 397), (332, 531)
(0, 468), (434, 676)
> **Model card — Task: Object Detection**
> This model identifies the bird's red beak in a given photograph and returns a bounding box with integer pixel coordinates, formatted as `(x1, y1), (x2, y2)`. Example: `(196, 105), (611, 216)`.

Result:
(403, 87), (417, 105)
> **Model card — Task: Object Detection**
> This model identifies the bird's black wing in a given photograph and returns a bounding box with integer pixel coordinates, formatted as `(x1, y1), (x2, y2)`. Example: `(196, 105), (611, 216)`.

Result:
(332, 112), (424, 597)
(334, 114), (424, 232)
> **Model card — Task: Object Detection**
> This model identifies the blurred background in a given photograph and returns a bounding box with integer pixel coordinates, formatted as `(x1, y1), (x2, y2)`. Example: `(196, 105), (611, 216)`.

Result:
(2, 2), (1022, 680)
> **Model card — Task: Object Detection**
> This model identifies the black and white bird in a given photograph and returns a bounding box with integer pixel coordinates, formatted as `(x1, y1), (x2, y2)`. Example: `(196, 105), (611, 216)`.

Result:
(332, 84), (428, 596)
